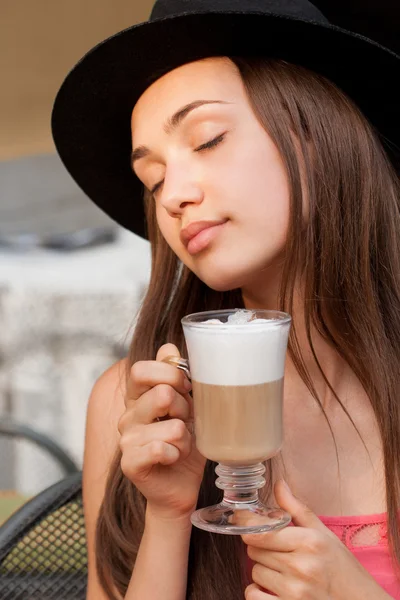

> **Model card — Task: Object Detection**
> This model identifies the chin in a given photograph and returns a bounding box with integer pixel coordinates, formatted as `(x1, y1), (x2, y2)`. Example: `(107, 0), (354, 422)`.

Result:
(205, 280), (236, 293)
(198, 269), (248, 293)
(187, 249), (277, 292)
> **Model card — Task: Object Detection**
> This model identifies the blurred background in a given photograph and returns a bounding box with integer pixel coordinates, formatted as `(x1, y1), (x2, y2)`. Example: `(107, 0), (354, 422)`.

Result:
(0, 0), (154, 521)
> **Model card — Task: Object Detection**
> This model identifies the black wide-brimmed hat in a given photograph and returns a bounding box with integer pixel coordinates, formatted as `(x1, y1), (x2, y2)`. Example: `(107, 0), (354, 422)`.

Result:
(52, 0), (400, 239)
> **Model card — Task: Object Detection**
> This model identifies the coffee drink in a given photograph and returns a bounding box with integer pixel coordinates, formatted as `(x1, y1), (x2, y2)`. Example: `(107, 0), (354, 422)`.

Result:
(183, 312), (289, 466)
(192, 379), (283, 465)
(180, 309), (291, 534)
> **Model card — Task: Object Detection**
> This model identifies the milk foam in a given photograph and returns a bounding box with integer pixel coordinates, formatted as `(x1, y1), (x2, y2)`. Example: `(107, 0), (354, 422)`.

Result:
(183, 319), (290, 385)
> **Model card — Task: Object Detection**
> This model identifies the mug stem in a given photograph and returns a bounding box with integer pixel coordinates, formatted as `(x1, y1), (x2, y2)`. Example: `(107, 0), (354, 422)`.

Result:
(215, 463), (266, 504)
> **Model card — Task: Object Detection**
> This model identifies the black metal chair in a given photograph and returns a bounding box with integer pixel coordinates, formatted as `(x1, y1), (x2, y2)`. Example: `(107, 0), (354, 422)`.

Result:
(0, 471), (87, 599)
(0, 417), (80, 516)
(0, 418), (80, 478)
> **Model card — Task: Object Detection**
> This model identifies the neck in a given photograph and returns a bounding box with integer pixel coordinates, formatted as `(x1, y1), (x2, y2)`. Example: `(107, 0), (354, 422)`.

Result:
(241, 274), (362, 410)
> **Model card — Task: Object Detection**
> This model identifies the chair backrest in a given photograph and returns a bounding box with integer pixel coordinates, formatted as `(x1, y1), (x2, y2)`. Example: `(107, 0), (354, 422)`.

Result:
(0, 471), (87, 600)
(0, 417), (79, 501)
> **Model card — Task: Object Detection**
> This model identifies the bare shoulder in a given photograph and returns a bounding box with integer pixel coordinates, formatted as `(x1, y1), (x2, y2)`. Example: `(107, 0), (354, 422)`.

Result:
(84, 358), (127, 479)
(83, 358), (128, 599)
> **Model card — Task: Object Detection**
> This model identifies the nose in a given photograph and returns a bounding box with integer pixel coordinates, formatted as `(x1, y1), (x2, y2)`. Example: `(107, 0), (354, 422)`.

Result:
(159, 164), (204, 218)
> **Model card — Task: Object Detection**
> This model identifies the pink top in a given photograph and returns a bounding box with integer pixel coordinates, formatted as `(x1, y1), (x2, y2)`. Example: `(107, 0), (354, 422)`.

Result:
(247, 512), (400, 598)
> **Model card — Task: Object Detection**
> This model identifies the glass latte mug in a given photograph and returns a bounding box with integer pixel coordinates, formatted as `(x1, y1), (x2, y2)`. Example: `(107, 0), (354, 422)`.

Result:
(165, 308), (292, 535)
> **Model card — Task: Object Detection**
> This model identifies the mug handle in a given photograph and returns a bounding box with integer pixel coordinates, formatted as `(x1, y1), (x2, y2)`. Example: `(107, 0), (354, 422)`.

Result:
(161, 356), (193, 433)
(162, 355), (191, 381)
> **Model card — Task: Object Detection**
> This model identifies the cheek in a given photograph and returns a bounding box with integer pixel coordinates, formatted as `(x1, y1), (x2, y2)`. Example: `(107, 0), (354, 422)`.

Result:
(220, 133), (290, 218)
(231, 155), (291, 242)
(156, 205), (189, 262)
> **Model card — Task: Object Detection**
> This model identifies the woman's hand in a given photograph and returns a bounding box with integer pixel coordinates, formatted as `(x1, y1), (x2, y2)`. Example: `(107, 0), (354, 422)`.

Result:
(242, 481), (392, 600)
(118, 343), (206, 522)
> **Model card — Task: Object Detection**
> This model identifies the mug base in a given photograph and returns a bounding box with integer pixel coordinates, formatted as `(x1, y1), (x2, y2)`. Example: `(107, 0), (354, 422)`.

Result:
(191, 501), (291, 535)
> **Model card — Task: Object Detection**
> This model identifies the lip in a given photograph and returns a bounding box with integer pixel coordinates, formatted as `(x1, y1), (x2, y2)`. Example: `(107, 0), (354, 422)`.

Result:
(180, 219), (228, 255)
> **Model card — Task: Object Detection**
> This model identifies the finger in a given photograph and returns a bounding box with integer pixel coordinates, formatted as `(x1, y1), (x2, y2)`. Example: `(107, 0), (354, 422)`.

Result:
(120, 440), (181, 481)
(251, 563), (283, 596)
(133, 384), (191, 424)
(242, 525), (309, 552)
(245, 582), (279, 599)
(248, 547), (291, 573)
(156, 343), (181, 362)
(133, 419), (192, 456)
(274, 479), (326, 532)
(157, 344), (192, 396)
(127, 359), (191, 404)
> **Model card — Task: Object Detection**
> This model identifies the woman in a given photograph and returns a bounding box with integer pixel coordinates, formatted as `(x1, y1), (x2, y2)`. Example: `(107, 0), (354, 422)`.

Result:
(52, 1), (400, 598)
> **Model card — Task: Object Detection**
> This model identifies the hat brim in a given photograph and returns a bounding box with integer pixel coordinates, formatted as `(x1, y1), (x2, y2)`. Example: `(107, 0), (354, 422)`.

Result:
(52, 12), (400, 238)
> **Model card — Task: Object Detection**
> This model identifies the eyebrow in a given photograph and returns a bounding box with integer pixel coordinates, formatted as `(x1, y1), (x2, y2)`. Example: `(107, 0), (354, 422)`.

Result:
(131, 99), (230, 168)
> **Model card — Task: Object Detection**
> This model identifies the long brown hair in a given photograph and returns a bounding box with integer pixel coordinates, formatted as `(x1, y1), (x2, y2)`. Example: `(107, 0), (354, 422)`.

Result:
(95, 57), (400, 599)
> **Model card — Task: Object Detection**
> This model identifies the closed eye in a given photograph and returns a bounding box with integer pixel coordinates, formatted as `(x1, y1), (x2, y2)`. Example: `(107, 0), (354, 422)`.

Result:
(195, 132), (226, 152)
(150, 132), (227, 195)
(150, 180), (163, 195)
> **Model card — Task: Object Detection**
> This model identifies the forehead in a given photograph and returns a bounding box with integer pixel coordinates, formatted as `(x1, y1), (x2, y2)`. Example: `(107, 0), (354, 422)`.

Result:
(131, 57), (243, 137)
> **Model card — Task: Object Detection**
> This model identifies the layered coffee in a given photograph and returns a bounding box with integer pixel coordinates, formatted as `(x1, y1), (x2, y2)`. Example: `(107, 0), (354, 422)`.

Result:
(183, 311), (290, 466)
(192, 378), (283, 465)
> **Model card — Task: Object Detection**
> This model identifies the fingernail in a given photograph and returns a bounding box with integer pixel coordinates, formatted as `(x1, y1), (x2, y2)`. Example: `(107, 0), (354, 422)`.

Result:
(281, 479), (291, 493)
(184, 377), (192, 390)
